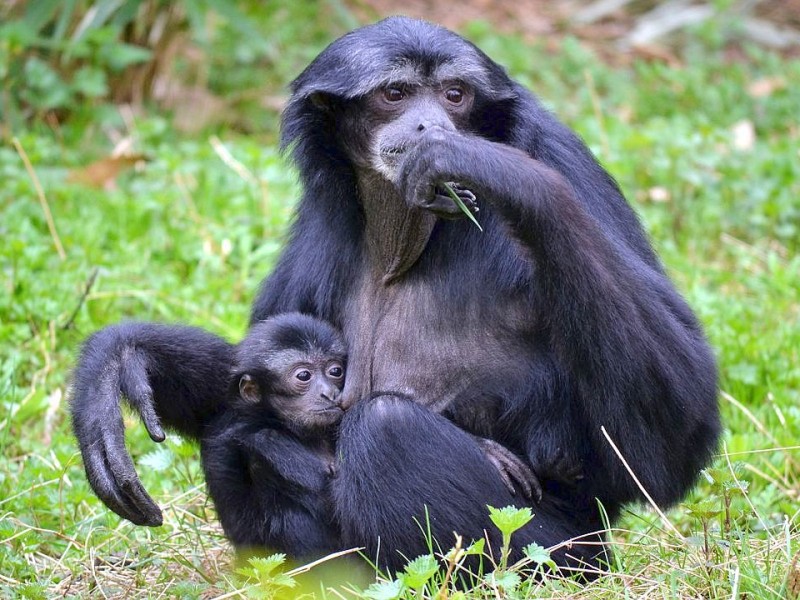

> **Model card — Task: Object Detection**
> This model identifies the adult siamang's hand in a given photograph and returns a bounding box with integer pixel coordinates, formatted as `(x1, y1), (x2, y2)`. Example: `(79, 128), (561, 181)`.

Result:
(71, 334), (165, 526)
(71, 322), (233, 526)
(397, 127), (468, 217)
(397, 126), (532, 218)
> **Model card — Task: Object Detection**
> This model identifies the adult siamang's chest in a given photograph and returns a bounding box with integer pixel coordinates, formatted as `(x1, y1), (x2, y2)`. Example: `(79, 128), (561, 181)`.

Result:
(341, 264), (534, 408)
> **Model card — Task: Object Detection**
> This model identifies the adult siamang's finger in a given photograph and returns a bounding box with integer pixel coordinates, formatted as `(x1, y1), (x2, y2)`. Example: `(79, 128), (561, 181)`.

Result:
(488, 454), (517, 496)
(508, 460), (533, 500)
(82, 433), (153, 525)
(140, 403), (165, 443)
(102, 428), (163, 526)
(119, 348), (165, 443)
(119, 477), (163, 526)
(500, 453), (537, 501)
(447, 182), (477, 206)
(511, 460), (542, 503)
(483, 438), (543, 502)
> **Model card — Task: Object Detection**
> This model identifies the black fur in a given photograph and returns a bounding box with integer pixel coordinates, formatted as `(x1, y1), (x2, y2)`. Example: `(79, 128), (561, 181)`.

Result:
(70, 16), (719, 573)
(201, 414), (339, 557)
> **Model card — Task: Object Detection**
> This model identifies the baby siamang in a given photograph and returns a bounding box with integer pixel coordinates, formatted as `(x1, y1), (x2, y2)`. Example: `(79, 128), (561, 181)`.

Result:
(200, 313), (346, 559)
(71, 16), (719, 574)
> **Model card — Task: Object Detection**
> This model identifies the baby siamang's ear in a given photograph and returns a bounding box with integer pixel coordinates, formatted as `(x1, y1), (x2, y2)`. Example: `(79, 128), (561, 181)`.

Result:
(239, 374), (261, 404)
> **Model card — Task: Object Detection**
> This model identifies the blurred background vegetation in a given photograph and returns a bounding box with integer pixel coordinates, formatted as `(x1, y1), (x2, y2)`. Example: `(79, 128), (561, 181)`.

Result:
(1, 0), (798, 598)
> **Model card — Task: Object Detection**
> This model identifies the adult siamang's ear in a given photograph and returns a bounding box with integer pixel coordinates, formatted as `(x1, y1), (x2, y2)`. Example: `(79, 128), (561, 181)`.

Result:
(309, 91), (336, 112)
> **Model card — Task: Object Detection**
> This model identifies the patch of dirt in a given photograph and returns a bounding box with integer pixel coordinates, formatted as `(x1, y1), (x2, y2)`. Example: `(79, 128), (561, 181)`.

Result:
(347, 0), (800, 61)
(348, 0), (561, 37)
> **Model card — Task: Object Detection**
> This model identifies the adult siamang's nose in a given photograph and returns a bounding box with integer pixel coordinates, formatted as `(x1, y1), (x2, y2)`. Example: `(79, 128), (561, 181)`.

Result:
(416, 101), (456, 133)
(417, 119), (455, 132)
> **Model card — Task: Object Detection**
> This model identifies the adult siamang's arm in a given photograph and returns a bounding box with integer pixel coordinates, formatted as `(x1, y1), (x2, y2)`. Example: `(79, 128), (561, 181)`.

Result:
(71, 323), (233, 526)
(399, 127), (719, 507)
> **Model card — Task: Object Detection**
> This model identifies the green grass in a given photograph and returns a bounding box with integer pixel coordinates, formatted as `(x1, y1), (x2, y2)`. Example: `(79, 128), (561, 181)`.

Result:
(2, 13), (799, 600)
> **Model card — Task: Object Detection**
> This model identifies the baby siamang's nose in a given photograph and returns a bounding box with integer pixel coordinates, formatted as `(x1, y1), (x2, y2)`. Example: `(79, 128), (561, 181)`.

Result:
(321, 387), (339, 403)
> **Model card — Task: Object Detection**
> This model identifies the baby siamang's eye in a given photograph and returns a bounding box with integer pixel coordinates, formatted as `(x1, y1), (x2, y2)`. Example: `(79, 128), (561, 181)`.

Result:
(295, 370), (312, 382)
(328, 366), (343, 378)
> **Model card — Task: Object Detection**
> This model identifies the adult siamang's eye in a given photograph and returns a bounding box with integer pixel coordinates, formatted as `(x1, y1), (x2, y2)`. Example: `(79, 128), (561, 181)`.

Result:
(328, 365), (343, 379)
(295, 370), (312, 382)
(445, 87), (464, 104)
(383, 86), (405, 103)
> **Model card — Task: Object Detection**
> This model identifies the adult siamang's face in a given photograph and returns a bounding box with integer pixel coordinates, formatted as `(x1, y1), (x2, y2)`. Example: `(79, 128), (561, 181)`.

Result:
(331, 65), (480, 184)
(365, 74), (476, 182)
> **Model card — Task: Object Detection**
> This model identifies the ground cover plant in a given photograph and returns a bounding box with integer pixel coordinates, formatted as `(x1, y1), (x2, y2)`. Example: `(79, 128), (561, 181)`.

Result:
(1, 3), (798, 598)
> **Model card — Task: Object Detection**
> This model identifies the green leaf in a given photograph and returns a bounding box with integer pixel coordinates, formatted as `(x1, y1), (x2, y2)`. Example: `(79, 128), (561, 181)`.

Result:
(52, 0), (78, 42)
(71, 0), (128, 42)
(523, 542), (556, 569)
(21, 57), (72, 110)
(0, 21), (40, 51)
(105, 43), (152, 72)
(139, 446), (174, 472)
(685, 497), (721, 519)
(400, 554), (439, 590)
(464, 538), (486, 556)
(488, 505), (534, 537)
(235, 554), (296, 595)
(168, 435), (198, 459)
(362, 579), (405, 600)
(723, 479), (749, 494)
(23, 0), (61, 33)
(237, 554), (288, 578)
(442, 182), (483, 231)
(484, 570), (521, 592)
(71, 66), (107, 98)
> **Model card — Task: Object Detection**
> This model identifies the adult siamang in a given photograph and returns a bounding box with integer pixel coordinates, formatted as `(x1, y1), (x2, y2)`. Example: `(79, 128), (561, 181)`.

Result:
(200, 313), (346, 560)
(71, 16), (719, 573)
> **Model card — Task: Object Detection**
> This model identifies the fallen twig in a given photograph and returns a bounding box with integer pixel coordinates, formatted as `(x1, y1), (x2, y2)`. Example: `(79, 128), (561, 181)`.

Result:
(13, 137), (66, 260)
(61, 267), (100, 330)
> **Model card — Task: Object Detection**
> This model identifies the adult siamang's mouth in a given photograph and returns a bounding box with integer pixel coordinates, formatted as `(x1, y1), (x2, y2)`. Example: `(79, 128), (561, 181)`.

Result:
(379, 146), (407, 164)
(381, 145), (406, 155)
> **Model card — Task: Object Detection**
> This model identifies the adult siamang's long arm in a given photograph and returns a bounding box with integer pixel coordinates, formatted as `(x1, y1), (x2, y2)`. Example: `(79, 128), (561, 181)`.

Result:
(71, 323), (233, 526)
(399, 127), (719, 507)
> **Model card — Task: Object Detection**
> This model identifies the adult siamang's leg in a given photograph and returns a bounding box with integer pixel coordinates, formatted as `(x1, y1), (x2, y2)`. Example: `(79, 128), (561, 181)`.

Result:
(331, 394), (608, 575)
(71, 322), (234, 526)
